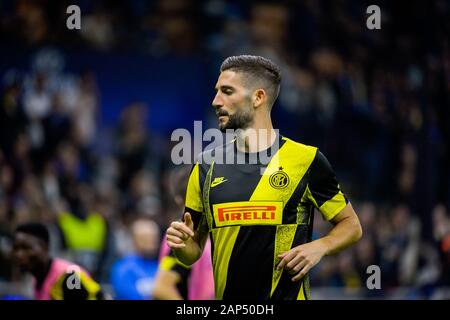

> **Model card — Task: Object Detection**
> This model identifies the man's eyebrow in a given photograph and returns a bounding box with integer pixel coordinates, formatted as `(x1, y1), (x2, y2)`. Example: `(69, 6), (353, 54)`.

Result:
(215, 85), (234, 92)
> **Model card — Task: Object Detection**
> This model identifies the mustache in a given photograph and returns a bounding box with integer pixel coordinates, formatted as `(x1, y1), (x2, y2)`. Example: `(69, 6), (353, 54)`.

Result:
(216, 110), (229, 117)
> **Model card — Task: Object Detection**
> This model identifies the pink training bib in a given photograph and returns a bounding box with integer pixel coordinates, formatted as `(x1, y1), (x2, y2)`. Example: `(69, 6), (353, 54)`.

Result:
(33, 258), (89, 300)
(159, 237), (215, 300)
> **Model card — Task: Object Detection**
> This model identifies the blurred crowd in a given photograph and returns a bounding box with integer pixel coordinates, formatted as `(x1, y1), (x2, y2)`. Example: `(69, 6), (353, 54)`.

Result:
(1, 0), (450, 299)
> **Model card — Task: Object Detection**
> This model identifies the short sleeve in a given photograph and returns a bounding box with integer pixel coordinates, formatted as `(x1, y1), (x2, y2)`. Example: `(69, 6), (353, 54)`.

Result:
(306, 151), (348, 221)
(184, 163), (205, 231)
(185, 163), (203, 212)
(159, 254), (191, 278)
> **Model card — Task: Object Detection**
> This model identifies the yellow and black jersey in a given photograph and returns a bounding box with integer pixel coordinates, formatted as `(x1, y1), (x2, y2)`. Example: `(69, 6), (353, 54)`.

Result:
(50, 270), (104, 300)
(185, 134), (348, 300)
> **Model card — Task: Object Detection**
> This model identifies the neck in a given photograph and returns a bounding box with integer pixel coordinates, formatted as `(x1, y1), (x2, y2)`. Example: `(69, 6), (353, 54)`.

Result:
(236, 112), (277, 153)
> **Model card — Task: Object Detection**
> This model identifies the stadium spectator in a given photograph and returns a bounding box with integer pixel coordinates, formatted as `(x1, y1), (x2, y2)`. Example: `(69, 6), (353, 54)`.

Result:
(110, 217), (160, 300)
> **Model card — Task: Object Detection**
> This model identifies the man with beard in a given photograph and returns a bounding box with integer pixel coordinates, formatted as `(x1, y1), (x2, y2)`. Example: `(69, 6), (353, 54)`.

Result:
(166, 55), (363, 300)
(12, 222), (104, 300)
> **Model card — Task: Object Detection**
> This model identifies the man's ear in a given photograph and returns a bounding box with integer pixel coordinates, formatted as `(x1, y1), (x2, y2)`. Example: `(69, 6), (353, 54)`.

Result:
(252, 89), (266, 108)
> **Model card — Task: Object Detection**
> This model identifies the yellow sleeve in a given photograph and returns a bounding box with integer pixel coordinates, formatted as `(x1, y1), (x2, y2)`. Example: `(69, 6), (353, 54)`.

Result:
(306, 151), (348, 221)
(185, 163), (203, 213)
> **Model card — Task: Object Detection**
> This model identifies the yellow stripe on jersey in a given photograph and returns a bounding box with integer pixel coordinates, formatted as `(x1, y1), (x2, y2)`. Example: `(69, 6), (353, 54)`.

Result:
(250, 138), (317, 297)
(319, 191), (347, 221)
(303, 274), (311, 299)
(185, 163), (203, 213)
(271, 224), (297, 297)
(296, 198), (310, 225)
(159, 255), (177, 271)
(303, 185), (319, 208)
(304, 183), (346, 221)
(250, 138), (317, 205)
(160, 255), (191, 271)
(202, 161), (215, 231)
(297, 281), (306, 300)
(212, 226), (241, 299)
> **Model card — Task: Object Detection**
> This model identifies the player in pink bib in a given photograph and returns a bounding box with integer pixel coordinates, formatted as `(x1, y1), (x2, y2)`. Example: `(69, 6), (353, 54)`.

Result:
(13, 223), (104, 300)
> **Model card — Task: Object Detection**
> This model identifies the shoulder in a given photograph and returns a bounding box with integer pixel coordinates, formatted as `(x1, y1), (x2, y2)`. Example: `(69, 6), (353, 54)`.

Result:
(281, 136), (318, 153)
(280, 136), (319, 164)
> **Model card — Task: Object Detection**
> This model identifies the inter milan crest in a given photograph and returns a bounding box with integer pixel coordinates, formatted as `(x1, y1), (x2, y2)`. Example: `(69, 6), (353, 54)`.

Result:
(269, 167), (290, 189)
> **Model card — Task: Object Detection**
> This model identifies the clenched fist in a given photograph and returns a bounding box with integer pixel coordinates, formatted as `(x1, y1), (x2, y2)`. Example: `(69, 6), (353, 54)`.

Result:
(166, 212), (195, 249)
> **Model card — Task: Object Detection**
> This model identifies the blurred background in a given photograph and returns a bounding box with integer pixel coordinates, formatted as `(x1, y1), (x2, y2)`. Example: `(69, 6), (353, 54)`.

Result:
(0, 0), (449, 299)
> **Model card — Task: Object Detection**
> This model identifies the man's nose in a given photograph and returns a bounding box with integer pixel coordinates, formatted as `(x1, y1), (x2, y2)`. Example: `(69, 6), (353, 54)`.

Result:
(212, 92), (223, 109)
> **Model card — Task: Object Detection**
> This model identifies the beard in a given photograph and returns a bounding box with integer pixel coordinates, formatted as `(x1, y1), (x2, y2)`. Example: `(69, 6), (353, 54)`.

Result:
(218, 105), (254, 132)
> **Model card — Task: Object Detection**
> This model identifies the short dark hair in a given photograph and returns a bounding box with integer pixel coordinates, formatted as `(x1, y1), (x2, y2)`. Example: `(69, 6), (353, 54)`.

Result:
(220, 55), (281, 108)
(15, 222), (50, 246)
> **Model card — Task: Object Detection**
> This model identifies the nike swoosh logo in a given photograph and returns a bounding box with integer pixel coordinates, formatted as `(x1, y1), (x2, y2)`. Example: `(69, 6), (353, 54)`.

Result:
(211, 179), (228, 188)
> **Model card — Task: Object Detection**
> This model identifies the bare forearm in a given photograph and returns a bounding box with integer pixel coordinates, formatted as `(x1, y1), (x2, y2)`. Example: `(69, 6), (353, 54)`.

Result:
(173, 237), (203, 265)
(173, 229), (208, 265)
(167, 212), (207, 266)
(277, 204), (362, 281)
(318, 214), (362, 256)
